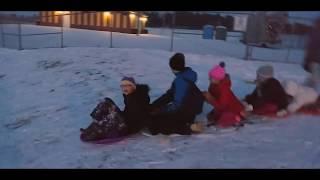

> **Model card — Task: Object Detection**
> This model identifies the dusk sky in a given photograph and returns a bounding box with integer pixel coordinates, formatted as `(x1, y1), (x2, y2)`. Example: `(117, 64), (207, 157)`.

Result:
(1, 11), (319, 18)
(1, 11), (319, 24)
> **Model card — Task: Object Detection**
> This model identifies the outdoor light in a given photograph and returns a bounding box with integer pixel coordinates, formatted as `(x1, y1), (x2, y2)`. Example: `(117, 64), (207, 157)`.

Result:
(139, 17), (148, 22)
(55, 11), (68, 15)
(103, 12), (111, 17)
(129, 13), (136, 19)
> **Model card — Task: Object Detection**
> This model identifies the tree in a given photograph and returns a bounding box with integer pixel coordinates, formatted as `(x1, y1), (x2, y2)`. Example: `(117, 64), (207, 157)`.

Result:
(224, 15), (234, 31)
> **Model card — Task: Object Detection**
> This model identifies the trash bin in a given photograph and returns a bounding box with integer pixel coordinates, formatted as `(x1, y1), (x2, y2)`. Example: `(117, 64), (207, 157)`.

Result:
(215, 26), (227, 40)
(202, 25), (214, 39)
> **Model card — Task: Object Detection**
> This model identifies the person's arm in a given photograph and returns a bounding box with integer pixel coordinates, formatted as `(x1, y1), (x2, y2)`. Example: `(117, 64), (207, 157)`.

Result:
(244, 88), (258, 105)
(151, 85), (174, 110)
(165, 78), (189, 113)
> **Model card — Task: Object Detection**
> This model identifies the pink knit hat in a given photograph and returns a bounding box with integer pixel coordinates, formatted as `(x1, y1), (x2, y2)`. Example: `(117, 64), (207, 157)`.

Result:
(209, 65), (226, 81)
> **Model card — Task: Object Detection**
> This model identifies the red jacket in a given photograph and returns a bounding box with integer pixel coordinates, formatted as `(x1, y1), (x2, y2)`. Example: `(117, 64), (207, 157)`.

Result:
(208, 76), (244, 117)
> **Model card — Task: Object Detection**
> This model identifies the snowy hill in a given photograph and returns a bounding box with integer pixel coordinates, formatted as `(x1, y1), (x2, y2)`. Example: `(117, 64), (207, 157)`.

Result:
(1, 47), (320, 168)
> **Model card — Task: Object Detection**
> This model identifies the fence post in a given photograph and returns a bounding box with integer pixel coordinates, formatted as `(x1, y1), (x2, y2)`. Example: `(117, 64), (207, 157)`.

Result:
(245, 44), (252, 60)
(285, 47), (291, 62)
(18, 23), (22, 50)
(0, 23), (4, 47)
(170, 12), (176, 52)
(60, 15), (64, 48)
(110, 31), (113, 48)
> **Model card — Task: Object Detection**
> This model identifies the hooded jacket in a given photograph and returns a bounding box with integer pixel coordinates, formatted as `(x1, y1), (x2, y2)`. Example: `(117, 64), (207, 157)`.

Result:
(245, 77), (289, 111)
(152, 67), (198, 114)
(123, 84), (150, 134)
(208, 75), (244, 118)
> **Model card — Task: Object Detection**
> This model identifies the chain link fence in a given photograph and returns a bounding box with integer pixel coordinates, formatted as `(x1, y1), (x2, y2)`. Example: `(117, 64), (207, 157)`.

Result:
(169, 11), (316, 64)
(0, 11), (317, 65)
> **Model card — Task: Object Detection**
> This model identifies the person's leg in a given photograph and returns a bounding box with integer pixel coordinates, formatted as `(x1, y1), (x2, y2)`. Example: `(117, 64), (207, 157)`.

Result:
(174, 113), (194, 135)
(216, 112), (241, 128)
(81, 97), (127, 141)
(148, 112), (192, 135)
(253, 103), (278, 116)
(148, 113), (173, 135)
(207, 109), (222, 126)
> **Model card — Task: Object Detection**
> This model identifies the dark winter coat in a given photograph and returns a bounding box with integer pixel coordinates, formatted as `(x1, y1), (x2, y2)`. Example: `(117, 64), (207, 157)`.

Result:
(245, 78), (289, 112)
(122, 84), (150, 134)
(151, 67), (198, 114)
(208, 75), (245, 120)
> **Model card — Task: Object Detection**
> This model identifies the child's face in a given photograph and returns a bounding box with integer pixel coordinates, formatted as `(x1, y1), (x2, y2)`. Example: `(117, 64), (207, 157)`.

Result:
(255, 75), (267, 86)
(121, 84), (136, 95)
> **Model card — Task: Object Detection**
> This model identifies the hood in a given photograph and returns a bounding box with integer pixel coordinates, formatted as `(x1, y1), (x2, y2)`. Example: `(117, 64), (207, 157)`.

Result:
(176, 67), (197, 83)
(135, 84), (150, 95)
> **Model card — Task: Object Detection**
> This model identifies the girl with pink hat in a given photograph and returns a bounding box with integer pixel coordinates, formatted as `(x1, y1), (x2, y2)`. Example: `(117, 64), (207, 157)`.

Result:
(203, 62), (245, 128)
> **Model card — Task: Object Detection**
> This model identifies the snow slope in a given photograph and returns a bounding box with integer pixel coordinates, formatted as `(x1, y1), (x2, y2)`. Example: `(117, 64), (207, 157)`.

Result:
(0, 47), (319, 168)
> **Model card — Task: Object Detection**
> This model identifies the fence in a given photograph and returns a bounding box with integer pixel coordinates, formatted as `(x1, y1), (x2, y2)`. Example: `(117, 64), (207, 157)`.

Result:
(0, 12), (115, 50)
(0, 11), (317, 65)
(169, 12), (315, 64)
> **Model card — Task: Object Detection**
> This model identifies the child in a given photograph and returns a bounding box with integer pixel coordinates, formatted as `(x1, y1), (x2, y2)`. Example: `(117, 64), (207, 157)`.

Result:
(203, 62), (245, 128)
(243, 65), (289, 116)
(148, 53), (204, 135)
(80, 77), (150, 142)
(278, 80), (319, 116)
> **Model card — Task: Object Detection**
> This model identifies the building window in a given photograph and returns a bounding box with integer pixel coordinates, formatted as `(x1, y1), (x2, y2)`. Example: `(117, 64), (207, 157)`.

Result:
(96, 12), (101, 26)
(103, 14), (108, 27)
(122, 15), (128, 28)
(54, 13), (59, 24)
(129, 13), (137, 28)
(48, 12), (53, 23)
(77, 12), (81, 25)
(90, 13), (95, 26)
(71, 12), (75, 24)
(109, 14), (114, 27)
(115, 13), (121, 28)
(83, 13), (88, 25)
(41, 12), (47, 22)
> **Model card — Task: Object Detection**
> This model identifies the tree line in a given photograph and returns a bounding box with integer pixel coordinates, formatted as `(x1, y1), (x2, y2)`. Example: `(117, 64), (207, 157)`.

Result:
(145, 12), (313, 35)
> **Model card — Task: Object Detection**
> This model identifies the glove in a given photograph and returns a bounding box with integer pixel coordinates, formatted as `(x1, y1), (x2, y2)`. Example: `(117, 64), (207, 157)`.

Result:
(277, 109), (288, 117)
(242, 101), (253, 112)
(203, 91), (215, 102)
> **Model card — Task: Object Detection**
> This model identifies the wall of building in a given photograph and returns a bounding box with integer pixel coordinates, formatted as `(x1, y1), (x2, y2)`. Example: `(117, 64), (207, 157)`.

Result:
(38, 11), (148, 34)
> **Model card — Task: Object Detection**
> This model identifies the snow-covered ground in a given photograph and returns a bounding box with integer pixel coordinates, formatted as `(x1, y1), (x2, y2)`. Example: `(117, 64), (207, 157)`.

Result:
(0, 25), (305, 63)
(1, 45), (320, 168)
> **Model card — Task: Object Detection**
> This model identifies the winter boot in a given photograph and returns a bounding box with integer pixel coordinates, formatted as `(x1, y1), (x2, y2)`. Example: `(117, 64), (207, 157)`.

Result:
(190, 122), (204, 133)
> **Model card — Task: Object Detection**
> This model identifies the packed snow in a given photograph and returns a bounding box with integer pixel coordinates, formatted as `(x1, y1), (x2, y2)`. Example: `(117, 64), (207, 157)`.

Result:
(0, 25), (320, 168)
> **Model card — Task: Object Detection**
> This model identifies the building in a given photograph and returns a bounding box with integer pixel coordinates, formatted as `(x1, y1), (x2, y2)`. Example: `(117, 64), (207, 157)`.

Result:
(38, 11), (148, 34)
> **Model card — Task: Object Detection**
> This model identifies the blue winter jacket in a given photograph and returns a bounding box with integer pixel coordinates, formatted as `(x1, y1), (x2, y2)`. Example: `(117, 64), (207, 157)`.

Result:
(152, 67), (198, 113)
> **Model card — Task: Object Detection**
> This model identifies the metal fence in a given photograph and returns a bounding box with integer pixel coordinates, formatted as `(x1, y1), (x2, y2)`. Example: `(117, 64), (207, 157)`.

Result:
(169, 12), (316, 64)
(0, 11), (317, 65)
(0, 11), (115, 50)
